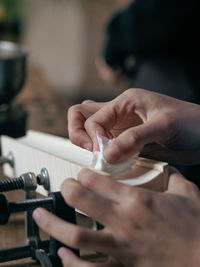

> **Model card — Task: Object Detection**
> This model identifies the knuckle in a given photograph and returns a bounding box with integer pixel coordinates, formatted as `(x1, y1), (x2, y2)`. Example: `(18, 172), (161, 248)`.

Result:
(131, 190), (144, 206)
(123, 88), (143, 98)
(84, 117), (93, 129)
(123, 88), (135, 98)
(67, 104), (80, 117)
(132, 88), (144, 94)
(132, 189), (143, 202)
(82, 99), (94, 104)
(77, 168), (96, 188)
(77, 168), (88, 179)
(127, 130), (141, 148)
(85, 173), (97, 189)
(126, 189), (152, 209)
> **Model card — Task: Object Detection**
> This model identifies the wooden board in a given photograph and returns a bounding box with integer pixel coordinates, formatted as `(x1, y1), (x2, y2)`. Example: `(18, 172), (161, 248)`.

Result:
(1, 130), (169, 196)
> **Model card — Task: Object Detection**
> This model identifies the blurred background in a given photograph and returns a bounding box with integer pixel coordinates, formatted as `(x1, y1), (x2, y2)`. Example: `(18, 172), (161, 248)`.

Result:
(0, 2), (199, 264)
(1, 0), (200, 185)
(0, 0), (131, 137)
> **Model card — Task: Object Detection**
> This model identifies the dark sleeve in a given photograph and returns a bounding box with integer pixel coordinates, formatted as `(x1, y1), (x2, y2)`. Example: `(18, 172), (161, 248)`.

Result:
(104, 0), (199, 68)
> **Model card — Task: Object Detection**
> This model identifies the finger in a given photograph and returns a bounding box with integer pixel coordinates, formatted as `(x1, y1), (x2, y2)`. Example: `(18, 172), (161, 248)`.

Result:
(61, 178), (118, 226)
(77, 168), (129, 202)
(82, 100), (96, 104)
(68, 102), (105, 150)
(58, 247), (121, 267)
(68, 104), (93, 150)
(33, 208), (114, 252)
(167, 167), (200, 201)
(83, 88), (147, 152)
(84, 103), (118, 151)
(104, 117), (171, 163)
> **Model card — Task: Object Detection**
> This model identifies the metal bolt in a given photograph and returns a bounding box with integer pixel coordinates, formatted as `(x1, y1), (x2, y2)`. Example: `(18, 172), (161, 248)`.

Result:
(22, 172), (38, 191)
(36, 168), (50, 191)
(0, 172), (37, 192)
(0, 168), (50, 193)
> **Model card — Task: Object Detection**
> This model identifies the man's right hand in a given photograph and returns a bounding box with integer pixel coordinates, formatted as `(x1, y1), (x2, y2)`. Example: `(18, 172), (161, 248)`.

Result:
(33, 167), (200, 267)
(68, 88), (200, 165)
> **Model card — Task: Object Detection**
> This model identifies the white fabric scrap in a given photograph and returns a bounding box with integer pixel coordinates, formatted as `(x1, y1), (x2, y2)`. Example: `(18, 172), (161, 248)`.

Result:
(92, 135), (138, 176)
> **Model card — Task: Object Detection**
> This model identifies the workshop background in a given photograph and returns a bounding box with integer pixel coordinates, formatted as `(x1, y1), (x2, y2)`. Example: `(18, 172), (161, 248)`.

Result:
(1, 0), (200, 265)
(1, 0), (200, 197)
(0, 1), (131, 266)
(0, 0), (130, 137)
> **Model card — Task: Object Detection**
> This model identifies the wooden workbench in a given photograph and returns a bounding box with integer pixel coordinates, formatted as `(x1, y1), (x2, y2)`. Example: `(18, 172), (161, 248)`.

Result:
(0, 64), (107, 266)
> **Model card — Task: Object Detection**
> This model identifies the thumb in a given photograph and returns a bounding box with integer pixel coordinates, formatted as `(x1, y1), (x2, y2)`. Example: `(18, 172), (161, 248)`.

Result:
(104, 118), (168, 163)
(167, 167), (200, 201)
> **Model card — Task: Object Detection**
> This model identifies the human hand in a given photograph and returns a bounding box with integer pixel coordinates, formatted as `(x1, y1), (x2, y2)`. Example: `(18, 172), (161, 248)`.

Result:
(68, 100), (106, 151)
(68, 88), (200, 165)
(33, 168), (200, 267)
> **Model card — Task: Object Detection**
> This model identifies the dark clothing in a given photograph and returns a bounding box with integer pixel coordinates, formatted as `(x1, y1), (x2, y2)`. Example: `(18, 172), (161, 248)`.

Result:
(104, 0), (200, 94)
(103, 0), (200, 186)
(104, 0), (200, 63)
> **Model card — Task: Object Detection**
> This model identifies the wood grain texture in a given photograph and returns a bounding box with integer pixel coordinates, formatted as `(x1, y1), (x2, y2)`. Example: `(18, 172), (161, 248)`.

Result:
(0, 131), (169, 266)
(1, 130), (169, 196)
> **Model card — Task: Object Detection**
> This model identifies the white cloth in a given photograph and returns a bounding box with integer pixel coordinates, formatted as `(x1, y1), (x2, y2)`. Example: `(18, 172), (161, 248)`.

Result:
(92, 135), (138, 176)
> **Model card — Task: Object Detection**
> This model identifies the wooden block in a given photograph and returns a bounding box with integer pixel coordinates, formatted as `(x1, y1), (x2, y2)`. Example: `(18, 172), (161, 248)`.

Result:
(1, 130), (169, 196)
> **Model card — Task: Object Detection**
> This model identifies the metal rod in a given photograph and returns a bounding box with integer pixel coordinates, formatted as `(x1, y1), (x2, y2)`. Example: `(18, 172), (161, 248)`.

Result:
(0, 177), (24, 192)
(0, 245), (31, 262)
(0, 241), (49, 263)
(9, 197), (53, 213)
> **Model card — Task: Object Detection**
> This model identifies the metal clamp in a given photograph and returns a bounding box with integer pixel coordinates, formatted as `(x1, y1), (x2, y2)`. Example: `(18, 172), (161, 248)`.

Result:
(0, 168), (50, 192)
(0, 192), (79, 266)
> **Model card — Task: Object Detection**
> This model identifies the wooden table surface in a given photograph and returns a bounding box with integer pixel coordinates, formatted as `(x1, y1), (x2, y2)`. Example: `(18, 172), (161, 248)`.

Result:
(0, 64), (108, 266)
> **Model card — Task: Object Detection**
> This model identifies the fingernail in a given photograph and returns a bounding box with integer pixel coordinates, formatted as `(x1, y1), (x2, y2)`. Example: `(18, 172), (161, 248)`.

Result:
(104, 143), (120, 163)
(83, 142), (92, 151)
(32, 208), (41, 221)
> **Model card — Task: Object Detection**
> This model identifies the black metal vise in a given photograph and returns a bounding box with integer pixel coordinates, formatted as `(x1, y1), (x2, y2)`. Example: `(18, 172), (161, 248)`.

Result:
(0, 169), (79, 267)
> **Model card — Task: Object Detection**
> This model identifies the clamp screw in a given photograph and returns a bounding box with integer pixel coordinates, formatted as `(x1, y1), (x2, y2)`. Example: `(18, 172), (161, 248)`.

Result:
(0, 168), (50, 193)
(0, 172), (37, 192)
